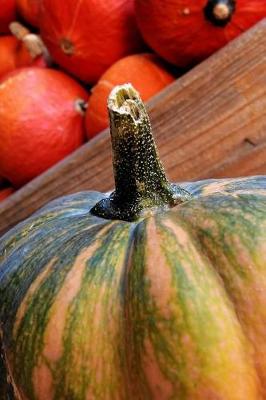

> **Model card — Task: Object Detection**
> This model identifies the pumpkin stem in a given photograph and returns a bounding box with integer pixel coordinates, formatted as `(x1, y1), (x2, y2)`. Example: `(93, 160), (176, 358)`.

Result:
(75, 99), (88, 115)
(60, 38), (75, 55)
(9, 21), (52, 64)
(91, 84), (191, 221)
(204, 0), (236, 27)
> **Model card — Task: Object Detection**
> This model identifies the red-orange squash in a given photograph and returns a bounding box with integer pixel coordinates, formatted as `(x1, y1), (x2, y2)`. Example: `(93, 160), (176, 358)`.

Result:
(0, 68), (88, 188)
(0, 84), (265, 399)
(0, 36), (29, 79)
(135, 0), (266, 67)
(0, 186), (14, 201)
(16, 0), (40, 27)
(39, 0), (144, 83)
(0, 0), (16, 33)
(0, 34), (46, 80)
(86, 53), (175, 138)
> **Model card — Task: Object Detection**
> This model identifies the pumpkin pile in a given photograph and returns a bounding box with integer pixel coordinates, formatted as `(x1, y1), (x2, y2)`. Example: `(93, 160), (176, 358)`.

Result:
(0, 84), (265, 399)
(0, 0), (265, 201)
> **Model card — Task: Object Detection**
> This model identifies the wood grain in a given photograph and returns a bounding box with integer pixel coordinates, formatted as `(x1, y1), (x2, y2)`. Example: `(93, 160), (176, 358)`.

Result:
(0, 20), (265, 236)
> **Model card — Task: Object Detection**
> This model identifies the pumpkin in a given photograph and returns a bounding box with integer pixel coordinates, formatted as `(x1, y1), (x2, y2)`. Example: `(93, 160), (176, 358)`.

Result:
(0, 186), (14, 201)
(0, 0), (16, 34)
(16, 0), (40, 27)
(0, 68), (88, 188)
(0, 36), (29, 80)
(9, 21), (51, 68)
(135, 0), (266, 67)
(39, 0), (144, 84)
(0, 84), (266, 399)
(86, 53), (175, 138)
(0, 26), (48, 80)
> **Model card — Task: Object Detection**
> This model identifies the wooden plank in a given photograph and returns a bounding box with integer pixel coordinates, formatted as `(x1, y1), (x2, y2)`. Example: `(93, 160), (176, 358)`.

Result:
(0, 20), (265, 237)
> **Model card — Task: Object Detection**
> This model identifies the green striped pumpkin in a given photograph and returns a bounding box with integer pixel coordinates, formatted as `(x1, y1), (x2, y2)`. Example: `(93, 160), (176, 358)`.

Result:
(0, 84), (266, 400)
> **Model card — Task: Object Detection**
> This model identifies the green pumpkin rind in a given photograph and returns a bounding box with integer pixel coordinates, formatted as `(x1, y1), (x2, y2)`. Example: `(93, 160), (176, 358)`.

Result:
(0, 84), (265, 399)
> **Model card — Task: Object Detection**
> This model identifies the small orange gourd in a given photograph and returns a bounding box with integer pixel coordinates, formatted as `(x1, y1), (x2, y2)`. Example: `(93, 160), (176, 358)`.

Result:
(0, 68), (88, 187)
(39, 0), (144, 83)
(85, 53), (175, 138)
(135, 0), (266, 66)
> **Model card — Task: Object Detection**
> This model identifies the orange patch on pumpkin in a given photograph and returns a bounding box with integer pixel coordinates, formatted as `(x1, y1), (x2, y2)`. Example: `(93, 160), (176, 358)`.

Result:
(32, 362), (54, 400)
(143, 339), (174, 400)
(13, 259), (56, 338)
(42, 243), (100, 363)
(201, 181), (232, 196)
(145, 219), (173, 318)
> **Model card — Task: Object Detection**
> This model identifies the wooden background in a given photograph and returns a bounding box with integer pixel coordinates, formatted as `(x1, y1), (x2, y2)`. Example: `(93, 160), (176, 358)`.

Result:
(0, 19), (265, 237)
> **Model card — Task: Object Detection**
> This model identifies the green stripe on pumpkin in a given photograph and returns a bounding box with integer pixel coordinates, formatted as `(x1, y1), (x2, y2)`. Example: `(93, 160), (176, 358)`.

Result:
(124, 216), (259, 399)
(176, 191), (266, 396)
(0, 177), (265, 399)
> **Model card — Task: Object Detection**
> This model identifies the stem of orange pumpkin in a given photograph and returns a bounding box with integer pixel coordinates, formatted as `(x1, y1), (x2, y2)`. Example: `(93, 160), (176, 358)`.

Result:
(9, 21), (51, 63)
(204, 0), (236, 27)
(91, 84), (191, 221)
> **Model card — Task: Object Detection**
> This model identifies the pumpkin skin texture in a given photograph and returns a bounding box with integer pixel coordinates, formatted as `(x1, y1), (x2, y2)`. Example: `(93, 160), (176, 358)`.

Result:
(16, 0), (40, 27)
(135, 0), (266, 67)
(0, 36), (30, 80)
(0, 0), (16, 34)
(0, 35), (46, 80)
(85, 53), (175, 138)
(39, 0), (144, 83)
(0, 85), (266, 400)
(0, 68), (88, 188)
(0, 186), (14, 201)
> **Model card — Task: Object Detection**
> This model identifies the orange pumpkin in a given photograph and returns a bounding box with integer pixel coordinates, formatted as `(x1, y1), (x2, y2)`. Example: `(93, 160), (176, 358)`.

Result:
(85, 53), (175, 138)
(0, 34), (47, 80)
(0, 187), (14, 202)
(16, 0), (40, 27)
(39, 0), (144, 83)
(135, 0), (266, 67)
(0, 36), (27, 79)
(0, 0), (16, 33)
(0, 68), (88, 187)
